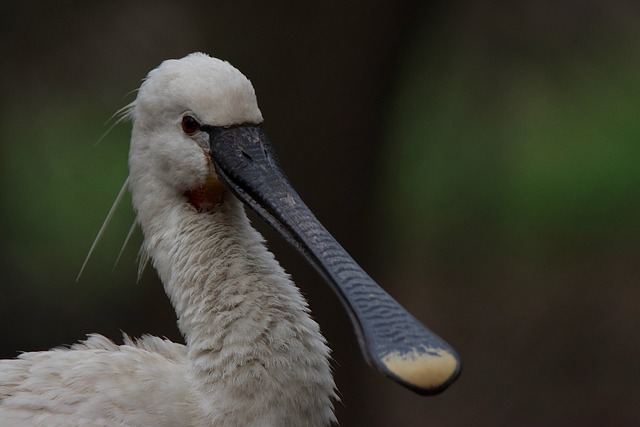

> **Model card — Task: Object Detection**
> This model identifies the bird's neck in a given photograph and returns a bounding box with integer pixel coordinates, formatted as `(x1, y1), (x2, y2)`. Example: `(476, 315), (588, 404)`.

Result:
(135, 189), (336, 426)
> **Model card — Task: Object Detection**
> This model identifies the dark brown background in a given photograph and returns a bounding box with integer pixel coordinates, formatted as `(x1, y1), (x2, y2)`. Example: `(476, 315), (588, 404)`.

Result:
(2, 1), (639, 425)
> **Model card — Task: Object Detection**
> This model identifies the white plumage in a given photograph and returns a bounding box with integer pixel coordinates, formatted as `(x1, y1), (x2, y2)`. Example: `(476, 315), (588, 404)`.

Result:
(1, 53), (336, 426)
(0, 52), (461, 426)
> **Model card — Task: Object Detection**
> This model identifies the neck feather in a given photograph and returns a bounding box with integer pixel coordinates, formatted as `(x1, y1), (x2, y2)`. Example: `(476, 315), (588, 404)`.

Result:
(134, 188), (336, 426)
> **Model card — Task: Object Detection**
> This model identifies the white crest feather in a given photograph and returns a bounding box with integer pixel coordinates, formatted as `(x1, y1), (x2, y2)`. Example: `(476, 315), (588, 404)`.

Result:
(76, 176), (130, 281)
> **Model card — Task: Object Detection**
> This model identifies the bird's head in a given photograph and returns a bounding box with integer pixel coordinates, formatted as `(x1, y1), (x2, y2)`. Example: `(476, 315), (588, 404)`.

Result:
(128, 52), (262, 211)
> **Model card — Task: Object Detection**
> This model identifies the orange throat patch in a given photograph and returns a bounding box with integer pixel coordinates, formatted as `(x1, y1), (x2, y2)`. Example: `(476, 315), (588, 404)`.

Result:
(185, 175), (226, 212)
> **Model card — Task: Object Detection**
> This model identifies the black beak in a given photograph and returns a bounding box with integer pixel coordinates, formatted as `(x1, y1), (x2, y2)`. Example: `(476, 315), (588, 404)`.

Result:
(207, 124), (461, 395)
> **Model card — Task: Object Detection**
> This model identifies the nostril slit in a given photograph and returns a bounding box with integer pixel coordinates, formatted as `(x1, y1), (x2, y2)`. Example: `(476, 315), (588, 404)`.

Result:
(241, 150), (253, 161)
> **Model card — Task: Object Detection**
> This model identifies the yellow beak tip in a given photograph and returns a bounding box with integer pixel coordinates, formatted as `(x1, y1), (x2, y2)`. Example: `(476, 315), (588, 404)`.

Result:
(382, 348), (460, 393)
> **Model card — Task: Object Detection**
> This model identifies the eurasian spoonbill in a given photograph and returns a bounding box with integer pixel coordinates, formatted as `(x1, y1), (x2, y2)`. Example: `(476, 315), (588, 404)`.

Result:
(0, 53), (460, 426)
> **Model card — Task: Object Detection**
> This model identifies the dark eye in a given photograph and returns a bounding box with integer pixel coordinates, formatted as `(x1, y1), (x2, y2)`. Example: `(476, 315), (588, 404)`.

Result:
(181, 115), (200, 135)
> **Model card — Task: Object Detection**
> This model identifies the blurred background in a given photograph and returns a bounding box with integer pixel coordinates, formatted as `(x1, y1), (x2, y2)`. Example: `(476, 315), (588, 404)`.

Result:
(2, 1), (639, 425)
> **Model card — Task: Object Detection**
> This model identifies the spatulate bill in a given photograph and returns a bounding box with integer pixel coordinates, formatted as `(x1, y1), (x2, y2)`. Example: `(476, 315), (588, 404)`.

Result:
(207, 124), (461, 394)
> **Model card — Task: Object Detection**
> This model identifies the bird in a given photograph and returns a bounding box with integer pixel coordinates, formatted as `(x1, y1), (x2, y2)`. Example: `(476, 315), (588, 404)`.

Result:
(0, 53), (461, 426)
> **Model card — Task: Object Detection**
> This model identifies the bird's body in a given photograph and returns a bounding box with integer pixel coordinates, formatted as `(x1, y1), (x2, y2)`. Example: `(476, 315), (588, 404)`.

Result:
(2, 331), (331, 426)
(1, 335), (191, 426)
(0, 53), (460, 426)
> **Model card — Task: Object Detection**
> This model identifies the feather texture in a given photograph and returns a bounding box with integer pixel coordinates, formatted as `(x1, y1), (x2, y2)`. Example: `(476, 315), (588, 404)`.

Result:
(0, 53), (337, 426)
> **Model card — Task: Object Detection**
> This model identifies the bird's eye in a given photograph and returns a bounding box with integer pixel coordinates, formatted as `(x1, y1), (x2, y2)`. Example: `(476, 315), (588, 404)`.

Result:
(181, 116), (200, 135)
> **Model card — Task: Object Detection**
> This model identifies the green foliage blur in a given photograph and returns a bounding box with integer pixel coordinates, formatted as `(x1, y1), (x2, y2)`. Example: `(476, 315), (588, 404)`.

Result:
(384, 24), (640, 253)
